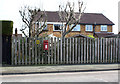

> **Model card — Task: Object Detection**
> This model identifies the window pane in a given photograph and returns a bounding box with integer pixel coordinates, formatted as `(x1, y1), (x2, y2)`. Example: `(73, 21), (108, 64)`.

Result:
(54, 24), (61, 31)
(72, 25), (80, 31)
(86, 25), (93, 31)
(101, 25), (107, 31)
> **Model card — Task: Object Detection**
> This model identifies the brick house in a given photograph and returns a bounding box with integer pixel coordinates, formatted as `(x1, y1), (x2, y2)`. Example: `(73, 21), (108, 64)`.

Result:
(33, 11), (114, 38)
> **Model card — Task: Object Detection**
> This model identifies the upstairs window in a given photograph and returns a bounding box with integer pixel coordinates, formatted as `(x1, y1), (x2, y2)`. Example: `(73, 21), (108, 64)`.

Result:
(101, 25), (107, 31)
(86, 25), (93, 31)
(53, 24), (61, 31)
(72, 24), (80, 31)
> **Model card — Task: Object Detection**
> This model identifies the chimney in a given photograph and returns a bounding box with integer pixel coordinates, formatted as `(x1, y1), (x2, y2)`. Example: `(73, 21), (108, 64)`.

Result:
(15, 28), (17, 36)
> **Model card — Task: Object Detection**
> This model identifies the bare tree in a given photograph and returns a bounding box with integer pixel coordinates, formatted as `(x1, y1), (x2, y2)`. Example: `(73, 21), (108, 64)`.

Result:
(58, 1), (86, 38)
(19, 6), (47, 37)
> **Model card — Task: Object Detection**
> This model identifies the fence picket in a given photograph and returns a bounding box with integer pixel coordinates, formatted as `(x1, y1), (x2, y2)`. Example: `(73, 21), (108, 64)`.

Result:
(51, 38), (53, 64)
(32, 38), (34, 64)
(41, 38), (44, 64)
(115, 38), (118, 63)
(111, 38), (113, 63)
(119, 38), (120, 63)
(54, 37), (56, 64)
(81, 38), (83, 63)
(75, 38), (77, 64)
(25, 38), (27, 65)
(78, 38), (80, 64)
(87, 38), (89, 63)
(72, 38), (74, 64)
(95, 38), (97, 63)
(105, 38), (107, 63)
(57, 38), (60, 64)
(92, 39), (94, 63)
(12, 37), (15, 65)
(22, 37), (24, 65)
(69, 38), (72, 64)
(48, 38), (50, 64)
(89, 38), (92, 63)
(84, 38), (86, 63)
(35, 38), (37, 65)
(66, 38), (69, 64)
(38, 38), (40, 64)
(100, 38), (102, 63)
(63, 38), (65, 64)
(60, 38), (62, 64)
(29, 38), (31, 65)
(18, 37), (21, 65)
(103, 38), (105, 63)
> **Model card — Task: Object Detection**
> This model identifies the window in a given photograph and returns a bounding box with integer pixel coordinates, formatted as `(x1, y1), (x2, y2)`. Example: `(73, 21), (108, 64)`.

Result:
(53, 24), (61, 31)
(72, 25), (80, 31)
(37, 22), (47, 30)
(86, 25), (93, 31)
(101, 25), (107, 31)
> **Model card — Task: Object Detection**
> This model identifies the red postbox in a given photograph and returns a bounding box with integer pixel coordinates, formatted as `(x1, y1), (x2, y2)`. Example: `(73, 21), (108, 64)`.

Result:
(43, 40), (48, 50)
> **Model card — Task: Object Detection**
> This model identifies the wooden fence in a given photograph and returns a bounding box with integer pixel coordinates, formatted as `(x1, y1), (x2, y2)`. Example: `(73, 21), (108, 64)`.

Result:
(12, 37), (120, 65)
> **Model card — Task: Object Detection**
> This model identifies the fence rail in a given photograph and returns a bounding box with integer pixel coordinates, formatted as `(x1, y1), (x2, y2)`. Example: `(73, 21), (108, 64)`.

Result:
(12, 37), (120, 65)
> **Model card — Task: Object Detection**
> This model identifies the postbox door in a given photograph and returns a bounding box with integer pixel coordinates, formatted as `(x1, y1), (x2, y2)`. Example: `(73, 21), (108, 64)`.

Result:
(43, 40), (48, 50)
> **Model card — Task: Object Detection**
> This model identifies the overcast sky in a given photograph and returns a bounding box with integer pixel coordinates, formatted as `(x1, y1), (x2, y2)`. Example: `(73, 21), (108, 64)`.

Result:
(0, 0), (119, 34)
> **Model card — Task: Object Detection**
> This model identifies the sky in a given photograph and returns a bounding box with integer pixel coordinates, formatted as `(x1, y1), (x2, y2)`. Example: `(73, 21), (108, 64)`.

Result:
(0, 0), (120, 34)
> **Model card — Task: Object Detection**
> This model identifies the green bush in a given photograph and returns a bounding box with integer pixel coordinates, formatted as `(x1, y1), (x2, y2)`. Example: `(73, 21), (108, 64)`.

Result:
(0, 20), (13, 35)
(87, 34), (95, 39)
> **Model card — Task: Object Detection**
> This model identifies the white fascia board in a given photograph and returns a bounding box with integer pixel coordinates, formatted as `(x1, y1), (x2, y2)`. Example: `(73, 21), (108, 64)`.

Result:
(46, 22), (66, 25)
(34, 21), (66, 25)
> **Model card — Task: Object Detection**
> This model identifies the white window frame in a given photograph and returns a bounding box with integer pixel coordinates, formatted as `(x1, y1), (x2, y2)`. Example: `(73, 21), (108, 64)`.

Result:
(53, 24), (62, 31)
(71, 24), (81, 31)
(85, 25), (93, 31)
(101, 25), (107, 31)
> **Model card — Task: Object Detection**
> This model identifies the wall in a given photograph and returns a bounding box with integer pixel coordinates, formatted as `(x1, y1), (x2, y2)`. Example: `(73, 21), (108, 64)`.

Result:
(42, 24), (113, 38)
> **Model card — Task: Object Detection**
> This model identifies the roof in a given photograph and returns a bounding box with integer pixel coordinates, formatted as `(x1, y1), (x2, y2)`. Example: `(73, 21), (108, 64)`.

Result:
(80, 13), (114, 25)
(35, 11), (114, 25)
(104, 34), (120, 38)
(95, 32), (114, 38)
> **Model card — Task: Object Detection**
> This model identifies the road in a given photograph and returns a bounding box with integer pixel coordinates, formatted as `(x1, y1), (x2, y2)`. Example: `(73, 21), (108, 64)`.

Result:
(1, 70), (119, 82)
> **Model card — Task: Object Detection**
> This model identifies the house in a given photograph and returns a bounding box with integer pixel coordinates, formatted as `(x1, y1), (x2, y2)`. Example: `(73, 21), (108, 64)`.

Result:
(33, 11), (114, 38)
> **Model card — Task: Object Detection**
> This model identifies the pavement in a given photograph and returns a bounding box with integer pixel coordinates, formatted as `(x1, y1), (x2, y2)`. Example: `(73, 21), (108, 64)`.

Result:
(1, 64), (120, 75)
